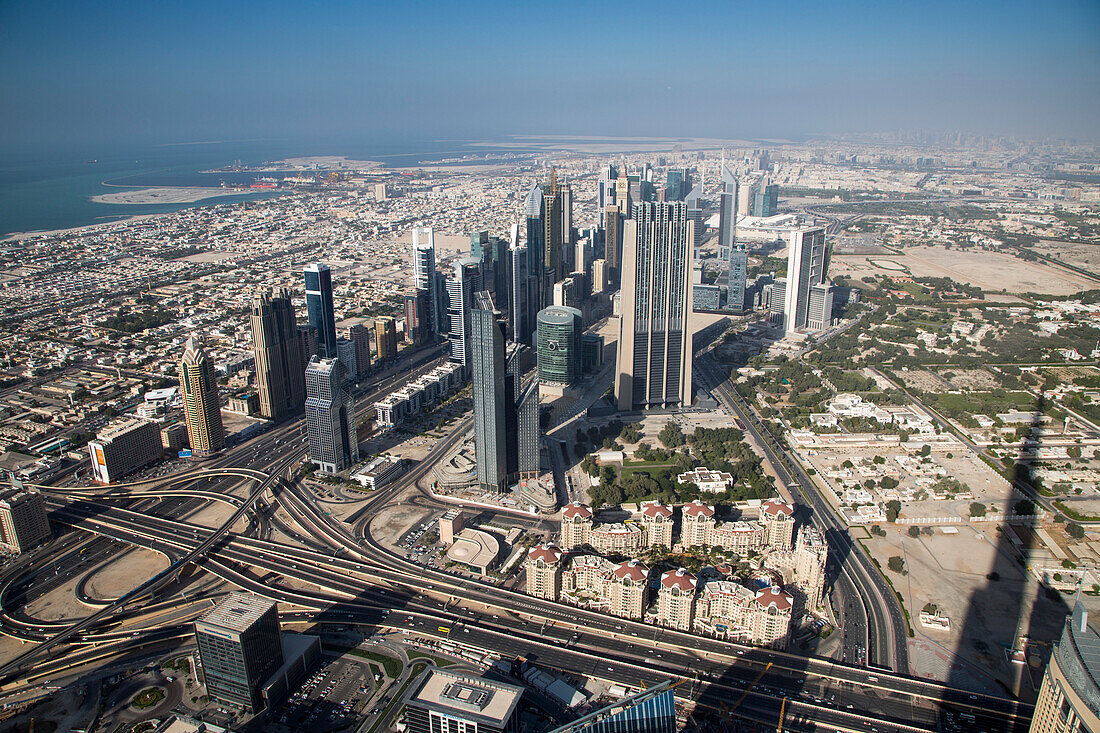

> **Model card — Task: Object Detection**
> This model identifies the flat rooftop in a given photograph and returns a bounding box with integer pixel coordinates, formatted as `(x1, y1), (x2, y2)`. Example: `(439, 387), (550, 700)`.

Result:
(198, 592), (275, 633)
(408, 666), (523, 725)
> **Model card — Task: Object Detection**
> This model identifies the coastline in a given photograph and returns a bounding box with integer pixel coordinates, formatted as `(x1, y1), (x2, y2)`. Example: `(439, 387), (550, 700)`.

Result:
(90, 186), (257, 205)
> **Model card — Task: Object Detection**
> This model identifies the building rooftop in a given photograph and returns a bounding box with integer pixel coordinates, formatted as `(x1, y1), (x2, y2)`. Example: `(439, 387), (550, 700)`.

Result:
(95, 417), (157, 443)
(408, 667), (523, 726)
(198, 592), (276, 633)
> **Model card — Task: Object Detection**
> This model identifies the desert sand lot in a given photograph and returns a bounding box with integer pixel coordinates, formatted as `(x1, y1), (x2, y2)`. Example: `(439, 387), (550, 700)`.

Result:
(1034, 240), (1100, 275)
(832, 244), (1098, 295)
(862, 523), (1070, 692)
(91, 187), (257, 205)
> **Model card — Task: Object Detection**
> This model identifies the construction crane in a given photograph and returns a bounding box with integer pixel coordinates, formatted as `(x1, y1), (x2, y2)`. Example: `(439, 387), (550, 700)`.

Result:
(777, 696), (788, 733)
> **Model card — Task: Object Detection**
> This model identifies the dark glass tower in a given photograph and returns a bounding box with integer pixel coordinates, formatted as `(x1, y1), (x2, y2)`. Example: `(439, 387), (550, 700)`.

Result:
(305, 356), (358, 473)
(251, 288), (306, 420)
(194, 593), (284, 713)
(304, 262), (338, 359)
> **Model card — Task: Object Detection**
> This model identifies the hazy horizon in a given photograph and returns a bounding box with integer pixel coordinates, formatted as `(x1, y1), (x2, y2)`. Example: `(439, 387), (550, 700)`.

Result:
(2, 0), (1099, 156)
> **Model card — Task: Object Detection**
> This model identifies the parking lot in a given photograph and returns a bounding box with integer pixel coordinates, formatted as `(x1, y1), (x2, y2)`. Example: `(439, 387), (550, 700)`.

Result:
(398, 516), (441, 566)
(277, 658), (372, 732)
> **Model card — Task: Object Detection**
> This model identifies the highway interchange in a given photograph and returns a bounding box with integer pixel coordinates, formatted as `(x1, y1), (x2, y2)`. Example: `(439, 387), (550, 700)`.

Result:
(0, 343), (1035, 731)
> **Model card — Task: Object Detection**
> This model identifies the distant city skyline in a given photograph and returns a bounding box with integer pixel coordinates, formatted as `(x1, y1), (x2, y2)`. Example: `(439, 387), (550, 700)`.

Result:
(1, 0), (1098, 156)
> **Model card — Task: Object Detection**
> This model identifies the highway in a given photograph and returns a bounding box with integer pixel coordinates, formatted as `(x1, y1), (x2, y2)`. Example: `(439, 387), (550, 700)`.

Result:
(0, 340), (1031, 731)
(696, 354), (909, 674)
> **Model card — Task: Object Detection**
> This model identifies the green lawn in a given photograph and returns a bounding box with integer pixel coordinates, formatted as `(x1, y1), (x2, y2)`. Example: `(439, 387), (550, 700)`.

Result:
(344, 648), (403, 678)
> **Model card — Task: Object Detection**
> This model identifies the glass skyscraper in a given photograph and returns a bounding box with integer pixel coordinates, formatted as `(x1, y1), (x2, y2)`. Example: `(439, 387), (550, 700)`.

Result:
(304, 262), (338, 359)
(251, 288), (306, 420)
(194, 593), (284, 713)
(536, 305), (583, 387)
(305, 356), (358, 474)
(615, 201), (694, 411)
(548, 682), (676, 733)
(471, 292), (508, 493)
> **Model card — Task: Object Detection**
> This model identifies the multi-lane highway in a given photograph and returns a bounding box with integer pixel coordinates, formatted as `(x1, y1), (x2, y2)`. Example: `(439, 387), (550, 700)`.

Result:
(0, 341), (1031, 731)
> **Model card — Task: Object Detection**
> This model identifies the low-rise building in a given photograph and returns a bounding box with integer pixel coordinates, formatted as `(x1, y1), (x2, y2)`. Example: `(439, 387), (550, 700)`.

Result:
(677, 469), (734, 493)
(352, 456), (404, 490)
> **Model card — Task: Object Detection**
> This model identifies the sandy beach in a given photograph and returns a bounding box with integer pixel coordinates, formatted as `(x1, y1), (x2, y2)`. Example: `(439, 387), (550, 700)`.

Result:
(91, 186), (256, 205)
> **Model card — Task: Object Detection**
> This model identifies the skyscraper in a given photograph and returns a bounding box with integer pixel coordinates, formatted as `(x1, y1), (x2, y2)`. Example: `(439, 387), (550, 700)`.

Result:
(347, 322), (372, 374)
(404, 291), (429, 346)
(413, 226), (441, 338)
(598, 163), (618, 228)
(471, 292), (508, 493)
(604, 204), (622, 285)
(374, 316), (397, 361)
(752, 182), (779, 217)
(615, 202), (694, 411)
(194, 592), (284, 713)
(179, 336), (224, 457)
(304, 263), (338, 359)
(446, 257), (484, 369)
(783, 227), (828, 335)
(542, 168), (565, 286)
(251, 288), (306, 420)
(718, 157), (739, 254)
(1030, 602), (1100, 733)
(525, 184), (544, 313)
(509, 224), (535, 346)
(537, 306), (583, 388)
(727, 245), (748, 312)
(665, 166), (690, 201)
(305, 356), (358, 474)
(471, 292), (539, 493)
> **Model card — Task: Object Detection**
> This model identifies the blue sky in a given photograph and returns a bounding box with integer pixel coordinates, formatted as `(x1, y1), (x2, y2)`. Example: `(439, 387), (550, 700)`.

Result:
(1, 0), (1098, 153)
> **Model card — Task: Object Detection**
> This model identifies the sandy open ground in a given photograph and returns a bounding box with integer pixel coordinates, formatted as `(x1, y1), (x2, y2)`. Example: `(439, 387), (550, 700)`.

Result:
(92, 187), (260, 205)
(832, 244), (1097, 295)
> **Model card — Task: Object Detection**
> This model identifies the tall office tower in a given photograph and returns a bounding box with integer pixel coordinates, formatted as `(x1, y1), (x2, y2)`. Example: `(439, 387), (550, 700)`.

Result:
(537, 306), (583, 388)
(542, 168), (565, 286)
(769, 278), (787, 327)
(446, 257), (484, 368)
(604, 204), (622, 284)
(336, 338), (358, 382)
(251, 289), (306, 420)
(783, 227), (828, 335)
(808, 282), (834, 331)
(305, 356), (359, 474)
(665, 167), (690, 201)
(0, 488), (50, 553)
(304, 263), (338, 359)
(404, 292), (429, 346)
(574, 237), (592, 282)
(545, 681), (676, 733)
(615, 202), (694, 411)
(413, 226), (441, 337)
(179, 336), (224, 457)
(752, 183), (779, 217)
(1031, 602), (1100, 733)
(489, 234), (511, 314)
(615, 175), (632, 220)
(194, 592), (284, 713)
(525, 185), (544, 309)
(471, 292), (539, 493)
(469, 230), (490, 260)
(685, 184), (705, 248)
(738, 180), (755, 219)
(374, 316), (397, 361)
(509, 226), (534, 345)
(347, 322), (372, 374)
(598, 163), (618, 228)
(718, 157), (738, 253)
(471, 292), (509, 493)
(592, 259), (608, 295)
(727, 245), (748, 312)
(560, 178), (574, 271)
(553, 277), (580, 310)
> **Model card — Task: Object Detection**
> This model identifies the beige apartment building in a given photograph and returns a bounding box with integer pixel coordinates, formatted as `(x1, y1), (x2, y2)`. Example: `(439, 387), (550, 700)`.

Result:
(656, 568), (697, 631)
(693, 581), (793, 649)
(764, 526), (829, 611)
(560, 555), (649, 620)
(524, 543), (563, 601)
